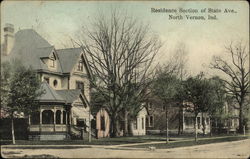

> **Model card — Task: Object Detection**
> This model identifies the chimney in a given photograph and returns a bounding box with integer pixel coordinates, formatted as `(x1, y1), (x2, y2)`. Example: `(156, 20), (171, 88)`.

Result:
(3, 23), (14, 56)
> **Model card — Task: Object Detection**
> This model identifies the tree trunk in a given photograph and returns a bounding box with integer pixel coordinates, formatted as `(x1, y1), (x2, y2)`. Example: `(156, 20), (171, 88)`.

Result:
(166, 106), (169, 144)
(110, 114), (118, 137)
(195, 115), (198, 142)
(123, 110), (129, 136)
(11, 117), (16, 144)
(210, 118), (213, 137)
(178, 105), (182, 135)
(238, 101), (244, 133)
(115, 119), (119, 136)
(128, 119), (134, 136)
(202, 112), (206, 136)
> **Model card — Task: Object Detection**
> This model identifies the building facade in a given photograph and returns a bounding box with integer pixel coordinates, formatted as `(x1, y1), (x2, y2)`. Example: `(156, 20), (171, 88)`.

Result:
(1, 24), (93, 140)
(145, 98), (211, 135)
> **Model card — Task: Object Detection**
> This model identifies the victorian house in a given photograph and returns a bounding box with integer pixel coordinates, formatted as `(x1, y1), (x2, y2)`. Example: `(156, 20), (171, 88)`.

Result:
(1, 24), (99, 140)
(1, 23), (149, 140)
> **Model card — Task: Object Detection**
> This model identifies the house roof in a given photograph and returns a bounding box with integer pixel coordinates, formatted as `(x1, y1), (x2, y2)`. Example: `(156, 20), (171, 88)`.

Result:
(38, 82), (65, 103)
(2, 28), (92, 76)
(37, 46), (55, 58)
(56, 48), (82, 73)
(14, 29), (52, 48)
(2, 29), (53, 70)
(2, 29), (62, 73)
(56, 89), (82, 104)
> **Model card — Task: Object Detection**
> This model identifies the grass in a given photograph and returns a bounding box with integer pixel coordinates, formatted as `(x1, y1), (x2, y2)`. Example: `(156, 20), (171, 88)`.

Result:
(125, 135), (249, 149)
(0, 135), (168, 145)
(1, 134), (249, 147)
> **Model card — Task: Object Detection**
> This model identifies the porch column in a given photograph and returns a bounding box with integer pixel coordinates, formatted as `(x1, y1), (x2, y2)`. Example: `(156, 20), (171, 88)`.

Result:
(60, 109), (63, 124)
(54, 107), (56, 132)
(40, 109), (43, 132)
(70, 110), (73, 125)
(28, 115), (31, 125)
(182, 109), (185, 130)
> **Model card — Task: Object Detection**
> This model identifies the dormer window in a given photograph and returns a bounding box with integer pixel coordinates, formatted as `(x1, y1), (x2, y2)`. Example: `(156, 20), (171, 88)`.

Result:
(44, 77), (50, 84)
(76, 81), (84, 92)
(77, 59), (83, 71)
(48, 52), (57, 69)
(50, 58), (55, 68)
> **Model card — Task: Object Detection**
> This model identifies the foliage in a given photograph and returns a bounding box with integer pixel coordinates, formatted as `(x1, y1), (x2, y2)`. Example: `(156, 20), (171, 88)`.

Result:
(207, 76), (226, 117)
(152, 67), (182, 104)
(1, 60), (44, 116)
(182, 73), (209, 115)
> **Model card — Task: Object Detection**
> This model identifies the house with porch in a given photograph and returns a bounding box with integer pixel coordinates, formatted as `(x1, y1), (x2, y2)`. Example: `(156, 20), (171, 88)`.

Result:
(1, 24), (95, 140)
(1, 23), (149, 140)
(145, 98), (211, 135)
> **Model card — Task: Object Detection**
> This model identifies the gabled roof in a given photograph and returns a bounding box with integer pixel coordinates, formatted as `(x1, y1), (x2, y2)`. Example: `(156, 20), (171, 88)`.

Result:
(37, 46), (55, 58)
(56, 48), (82, 73)
(56, 89), (90, 108)
(38, 82), (65, 103)
(56, 89), (82, 104)
(1, 29), (63, 72)
(2, 29), (91, 76)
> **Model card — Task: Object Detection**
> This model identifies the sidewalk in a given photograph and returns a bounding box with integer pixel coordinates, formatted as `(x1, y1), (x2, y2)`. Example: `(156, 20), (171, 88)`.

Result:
(2, 134), (248, 149)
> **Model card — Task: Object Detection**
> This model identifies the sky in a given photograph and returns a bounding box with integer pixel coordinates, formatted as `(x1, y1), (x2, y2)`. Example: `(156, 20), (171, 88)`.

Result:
(1, 1), (249, 75)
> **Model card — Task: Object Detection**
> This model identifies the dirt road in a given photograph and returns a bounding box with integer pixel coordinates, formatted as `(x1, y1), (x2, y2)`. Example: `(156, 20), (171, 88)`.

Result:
(2, 139), (250, 158)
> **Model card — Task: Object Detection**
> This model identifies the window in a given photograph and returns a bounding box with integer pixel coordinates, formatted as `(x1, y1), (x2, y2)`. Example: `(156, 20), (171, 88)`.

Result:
(142, 117), (144, 129)
(53, 80), (58, 88)
(42, 110), (54, 124)
(63, 111), (66, 124)
(77, 119), (86, 127)
(197, 117), (201, 129)
(76, 81), (84, 92)
(206, 118), (209, 125)
(149, 116), (154, 127)
(134, 118), (138, 130)
(100, 116), (105, 131)
(56, 110), (61, 124)
(50, 59), (55, 67)
(31, 111), (40, 125)
(67, 112), (70, 124)
(148, 102), (153, 110)
(44, 77), (49, 84)
(77, 59), (83, 71)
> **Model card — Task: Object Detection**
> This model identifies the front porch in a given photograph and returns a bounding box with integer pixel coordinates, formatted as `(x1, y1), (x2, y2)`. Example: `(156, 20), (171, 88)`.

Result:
(28, 105), (70, 140)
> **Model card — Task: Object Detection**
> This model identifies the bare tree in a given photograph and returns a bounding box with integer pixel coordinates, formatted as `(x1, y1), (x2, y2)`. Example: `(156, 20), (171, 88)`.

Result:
(210, 41), (249, 133)
(75, 11), (161, 137)
(171, 43), (189, 135)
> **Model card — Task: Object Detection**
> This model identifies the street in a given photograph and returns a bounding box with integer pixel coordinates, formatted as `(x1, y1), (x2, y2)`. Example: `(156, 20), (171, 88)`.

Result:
(2, 139), (250, 158)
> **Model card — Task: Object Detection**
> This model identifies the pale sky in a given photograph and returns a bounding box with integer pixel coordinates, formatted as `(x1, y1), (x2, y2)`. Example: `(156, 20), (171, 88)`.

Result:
(1, 1), (249, 75)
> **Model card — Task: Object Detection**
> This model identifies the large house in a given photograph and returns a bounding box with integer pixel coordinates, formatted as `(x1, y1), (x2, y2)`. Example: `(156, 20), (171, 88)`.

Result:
(1, 24), (98, 140)
(145, 97), (211, 135)
(1, 24), (148, 140)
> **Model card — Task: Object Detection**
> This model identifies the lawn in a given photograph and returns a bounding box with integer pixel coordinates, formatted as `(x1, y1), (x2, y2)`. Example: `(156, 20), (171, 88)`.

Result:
(1, 134), (248, 146)
(0, 135), (167, 145)
(124, 135), (249, 149)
